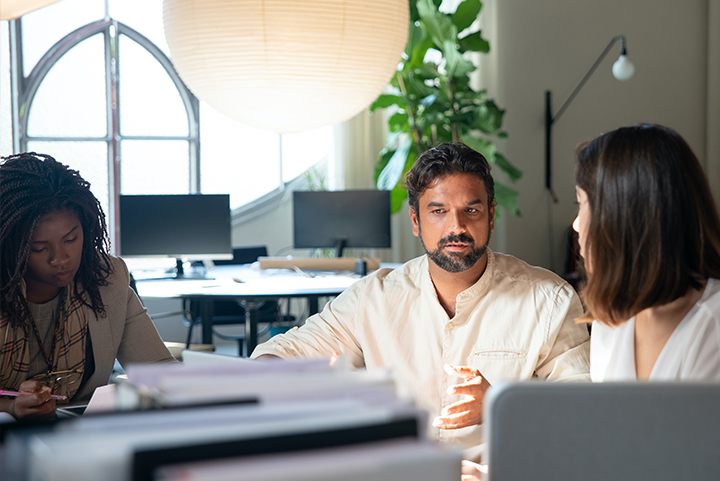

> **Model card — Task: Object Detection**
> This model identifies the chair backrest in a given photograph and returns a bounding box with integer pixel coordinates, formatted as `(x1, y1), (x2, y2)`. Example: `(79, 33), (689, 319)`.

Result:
(484, 381), (720, 481)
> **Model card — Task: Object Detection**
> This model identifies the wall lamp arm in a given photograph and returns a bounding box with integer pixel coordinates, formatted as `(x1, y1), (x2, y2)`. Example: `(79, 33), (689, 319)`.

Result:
(544, 35), (629, 203)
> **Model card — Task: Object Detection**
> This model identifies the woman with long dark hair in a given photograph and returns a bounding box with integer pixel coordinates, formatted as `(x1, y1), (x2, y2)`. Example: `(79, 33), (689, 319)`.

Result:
(573, 124), (720, 380)
(0, 152), (175, 420)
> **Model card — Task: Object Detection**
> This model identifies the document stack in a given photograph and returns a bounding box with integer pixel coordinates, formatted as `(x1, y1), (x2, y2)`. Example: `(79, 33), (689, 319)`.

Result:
(1, 352), (461, 481)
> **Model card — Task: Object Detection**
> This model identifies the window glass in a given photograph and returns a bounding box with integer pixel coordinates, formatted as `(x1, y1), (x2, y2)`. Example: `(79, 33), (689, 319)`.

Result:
(17, 1), (335, 217)
(281, 126), (333, 183)
(26, 140), (109, 213)
(120, 140), (189, 194)
(118, 34), (188, 136)
(199, 102), (281, 209)
(27, 33), (107, 138)
(109, 0), (170, 56)
(21, 0), (104, 76)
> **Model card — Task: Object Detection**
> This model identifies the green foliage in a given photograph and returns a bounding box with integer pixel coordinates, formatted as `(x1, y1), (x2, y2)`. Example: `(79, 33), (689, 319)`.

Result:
(372, 0), (521, 218)
(304, 166), (327, 191)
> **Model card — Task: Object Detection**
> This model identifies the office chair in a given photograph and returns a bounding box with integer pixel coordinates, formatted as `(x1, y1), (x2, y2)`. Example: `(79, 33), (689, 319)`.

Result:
(185, 246), (295, 356)
(128, 274), (214, 362)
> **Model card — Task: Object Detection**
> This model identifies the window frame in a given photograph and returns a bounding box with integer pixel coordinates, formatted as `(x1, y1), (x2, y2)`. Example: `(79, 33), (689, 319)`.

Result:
(9, 16), (200, 248)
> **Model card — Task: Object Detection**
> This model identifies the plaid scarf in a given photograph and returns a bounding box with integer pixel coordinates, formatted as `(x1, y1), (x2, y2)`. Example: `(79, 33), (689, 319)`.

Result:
(0, 282), (88, 402)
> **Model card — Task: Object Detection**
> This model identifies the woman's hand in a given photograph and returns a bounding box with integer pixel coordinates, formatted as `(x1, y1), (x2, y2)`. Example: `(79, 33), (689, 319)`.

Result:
(7, 380), (57, 420)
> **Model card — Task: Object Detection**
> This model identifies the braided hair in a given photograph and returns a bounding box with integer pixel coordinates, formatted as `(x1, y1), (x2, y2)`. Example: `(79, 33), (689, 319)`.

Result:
(0, 152), (112, 327)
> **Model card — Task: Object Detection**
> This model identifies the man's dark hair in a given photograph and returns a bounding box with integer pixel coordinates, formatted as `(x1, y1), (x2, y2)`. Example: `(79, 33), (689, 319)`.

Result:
(575, 124), (720, 325)
(0, 152), (113, 327)
(405, 143), (495, 212)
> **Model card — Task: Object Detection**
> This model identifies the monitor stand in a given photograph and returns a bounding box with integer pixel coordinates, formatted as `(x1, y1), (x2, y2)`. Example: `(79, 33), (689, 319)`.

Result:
(334, 239), (347, 258)
(172, 258), (211, 280)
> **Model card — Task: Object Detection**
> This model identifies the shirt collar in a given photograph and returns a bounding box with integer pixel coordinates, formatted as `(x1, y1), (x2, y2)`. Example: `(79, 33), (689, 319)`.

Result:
(458, 248), (495, 302)
(420, 249), (495, 303)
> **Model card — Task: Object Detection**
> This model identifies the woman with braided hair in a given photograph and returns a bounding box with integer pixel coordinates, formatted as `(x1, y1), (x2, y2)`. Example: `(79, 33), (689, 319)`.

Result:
(0, 152), (175, 420)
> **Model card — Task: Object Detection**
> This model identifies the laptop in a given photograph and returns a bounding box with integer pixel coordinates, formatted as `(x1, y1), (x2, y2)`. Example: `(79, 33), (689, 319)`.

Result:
(484, 381), (720, 481)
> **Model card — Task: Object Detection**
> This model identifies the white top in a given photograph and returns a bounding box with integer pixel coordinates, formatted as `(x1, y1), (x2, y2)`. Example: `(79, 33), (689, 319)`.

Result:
(252, 250), (591, 461)
(591, 278), (720, 382)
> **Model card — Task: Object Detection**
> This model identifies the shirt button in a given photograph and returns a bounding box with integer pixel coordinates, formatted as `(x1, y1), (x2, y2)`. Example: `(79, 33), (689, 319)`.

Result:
(447, 322), (455, 330)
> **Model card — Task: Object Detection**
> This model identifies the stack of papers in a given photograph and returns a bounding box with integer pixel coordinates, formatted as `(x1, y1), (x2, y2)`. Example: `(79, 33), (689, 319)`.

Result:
(3, 352), (461, 481)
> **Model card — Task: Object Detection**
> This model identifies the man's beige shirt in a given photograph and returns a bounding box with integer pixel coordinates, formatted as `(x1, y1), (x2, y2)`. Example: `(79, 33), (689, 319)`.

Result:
(252, 250), (590, 461)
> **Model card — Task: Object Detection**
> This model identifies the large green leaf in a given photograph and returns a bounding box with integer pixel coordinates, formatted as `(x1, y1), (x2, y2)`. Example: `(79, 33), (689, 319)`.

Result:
(405, 79), (437, 99)
(472, 100), (504, 134)
(374, 131), (402, 183)
(406, 22), (434, 69)
(442, 39), (476, 77)
(494, 152), (522, 183)
(494, 182), (520, 216)
(388, 111), (409, 132)
(410, 0), (441, 22)
(389, 148), (418, 213)
(410, 1), (420, 22)
(370, 94), (406, 112)
(375, 148), (395, 184)
(447, 110), (475, 125)
(451, 0), (482, 32)
(377, 135), (412, 191)
(458, 30), (490, 53)
(417, 0), (458, 49)
(405, 21), (426, 63)
(390, 185), (409, 214)
(460, 134), (496, 164)
(413, 62), (440, 79)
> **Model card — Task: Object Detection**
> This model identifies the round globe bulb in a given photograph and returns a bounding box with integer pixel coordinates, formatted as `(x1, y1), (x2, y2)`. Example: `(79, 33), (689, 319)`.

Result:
(612, 54), (635, 81)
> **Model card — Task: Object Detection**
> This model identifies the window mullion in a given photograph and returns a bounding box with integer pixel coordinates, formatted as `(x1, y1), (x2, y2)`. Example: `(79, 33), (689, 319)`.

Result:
(107, 21), (121, 253)
(9, 19), (23, 153)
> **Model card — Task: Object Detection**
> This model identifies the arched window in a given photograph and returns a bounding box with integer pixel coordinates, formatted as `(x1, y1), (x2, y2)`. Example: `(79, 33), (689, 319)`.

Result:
(9, 0), (332, 249)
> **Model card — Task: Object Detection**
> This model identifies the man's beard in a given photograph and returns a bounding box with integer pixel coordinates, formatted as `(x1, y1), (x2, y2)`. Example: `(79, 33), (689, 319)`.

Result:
(419, 227), (490, 273)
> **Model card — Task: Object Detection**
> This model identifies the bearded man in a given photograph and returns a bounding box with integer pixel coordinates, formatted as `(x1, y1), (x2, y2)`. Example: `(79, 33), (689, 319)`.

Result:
(252, 142), (590, 462)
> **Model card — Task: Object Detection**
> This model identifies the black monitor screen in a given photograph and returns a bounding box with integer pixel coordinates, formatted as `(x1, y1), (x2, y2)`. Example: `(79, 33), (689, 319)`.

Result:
(119, 194), (232, 260)
(293, 190), (391, 257)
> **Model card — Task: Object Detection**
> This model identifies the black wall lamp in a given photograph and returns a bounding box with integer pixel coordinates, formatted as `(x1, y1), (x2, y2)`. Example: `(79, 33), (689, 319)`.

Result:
(544, 35), (635, 202)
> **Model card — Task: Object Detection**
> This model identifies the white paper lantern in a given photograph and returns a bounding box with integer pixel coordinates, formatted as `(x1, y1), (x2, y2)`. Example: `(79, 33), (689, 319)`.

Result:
(1, 0), (62, 20)
(163, 0), (408, 133)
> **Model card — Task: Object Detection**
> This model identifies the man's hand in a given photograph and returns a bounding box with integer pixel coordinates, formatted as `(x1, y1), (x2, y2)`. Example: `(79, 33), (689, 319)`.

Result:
(8, 380), (57, 420)
(433, 364), (490, 430)
(461, 460), (487, 481)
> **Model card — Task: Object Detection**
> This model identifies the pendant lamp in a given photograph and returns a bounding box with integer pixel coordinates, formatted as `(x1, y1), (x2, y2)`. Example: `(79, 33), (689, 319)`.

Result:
(163, 0), (409, 134)
(1, 0), (62, 20)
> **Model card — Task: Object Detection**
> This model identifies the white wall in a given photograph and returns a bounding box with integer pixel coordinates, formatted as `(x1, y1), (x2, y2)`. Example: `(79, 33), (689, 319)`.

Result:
(481, 0), (712, 273)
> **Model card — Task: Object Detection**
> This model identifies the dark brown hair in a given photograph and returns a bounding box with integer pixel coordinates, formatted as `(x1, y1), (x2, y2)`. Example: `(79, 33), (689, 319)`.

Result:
(575, 124), (720, 325)
(0, 152), (113, 327)
(405, 143), (495, 213)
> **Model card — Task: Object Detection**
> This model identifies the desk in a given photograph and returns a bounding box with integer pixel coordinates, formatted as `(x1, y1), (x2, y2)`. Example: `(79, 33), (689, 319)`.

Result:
(135, 265), (359, 355)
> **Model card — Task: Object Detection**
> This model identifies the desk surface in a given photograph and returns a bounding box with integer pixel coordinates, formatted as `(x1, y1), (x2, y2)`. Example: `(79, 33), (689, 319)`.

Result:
(134, 264), (365, 354)
(134, 264), (360, 299)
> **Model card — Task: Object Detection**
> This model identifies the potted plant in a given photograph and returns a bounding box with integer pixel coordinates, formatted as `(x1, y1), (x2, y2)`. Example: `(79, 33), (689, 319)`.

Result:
(371, 0), (521, 218)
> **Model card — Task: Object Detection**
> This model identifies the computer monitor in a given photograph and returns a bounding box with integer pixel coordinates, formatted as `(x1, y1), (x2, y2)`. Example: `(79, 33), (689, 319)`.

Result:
(293, 190), (391, 257)
(119, 194), (232, 278)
